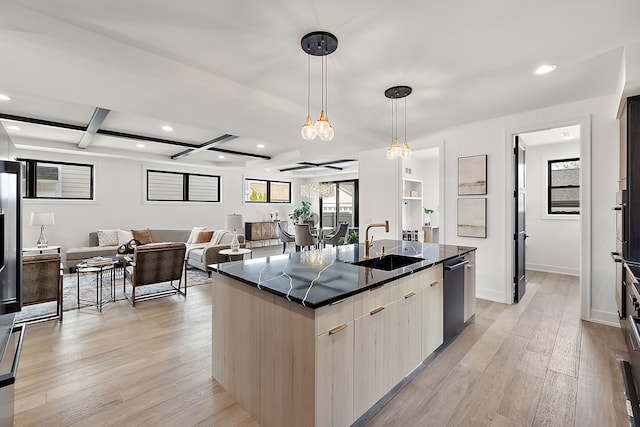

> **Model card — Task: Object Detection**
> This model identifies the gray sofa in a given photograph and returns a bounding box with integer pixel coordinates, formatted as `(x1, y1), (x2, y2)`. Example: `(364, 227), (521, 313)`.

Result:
(65, 229), (245, 272)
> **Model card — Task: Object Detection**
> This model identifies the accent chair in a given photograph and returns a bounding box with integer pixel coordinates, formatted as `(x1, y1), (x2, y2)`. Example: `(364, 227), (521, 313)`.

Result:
(22, 253), (63, 322)
(124, 242), (187, 306)
(295, 224), (318, 251)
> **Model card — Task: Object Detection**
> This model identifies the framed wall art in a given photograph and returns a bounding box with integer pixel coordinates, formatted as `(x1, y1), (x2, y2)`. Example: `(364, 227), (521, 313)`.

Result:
(458, 154), (487, 195)
(457, 198), (487, 238)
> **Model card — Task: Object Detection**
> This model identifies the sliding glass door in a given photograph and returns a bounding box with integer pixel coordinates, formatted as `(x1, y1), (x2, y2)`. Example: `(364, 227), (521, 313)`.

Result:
(320, 180), (358, 229)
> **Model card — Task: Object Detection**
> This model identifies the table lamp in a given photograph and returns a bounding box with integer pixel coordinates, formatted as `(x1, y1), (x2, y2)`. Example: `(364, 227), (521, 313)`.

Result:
(225, 213), (243, 251)
(30, 212), (55, 248)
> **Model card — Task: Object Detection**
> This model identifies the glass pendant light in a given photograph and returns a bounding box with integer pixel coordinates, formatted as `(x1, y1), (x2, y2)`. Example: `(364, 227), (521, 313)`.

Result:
(301, 55), (317, 140)
(385, 85), (412, 160)
(301, 32), (337, 142)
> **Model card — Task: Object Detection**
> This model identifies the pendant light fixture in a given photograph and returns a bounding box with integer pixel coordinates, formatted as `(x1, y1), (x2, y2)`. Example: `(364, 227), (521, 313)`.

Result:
(385, 85), (412, 159)
(301, 31), (338, 141)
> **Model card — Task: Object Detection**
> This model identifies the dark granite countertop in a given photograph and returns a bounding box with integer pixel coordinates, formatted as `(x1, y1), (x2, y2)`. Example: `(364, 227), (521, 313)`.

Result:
(209, 240), (476, 309)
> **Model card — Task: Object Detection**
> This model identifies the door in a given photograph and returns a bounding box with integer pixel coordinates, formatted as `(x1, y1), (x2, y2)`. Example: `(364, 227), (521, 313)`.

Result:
(514, 136), (527, 302)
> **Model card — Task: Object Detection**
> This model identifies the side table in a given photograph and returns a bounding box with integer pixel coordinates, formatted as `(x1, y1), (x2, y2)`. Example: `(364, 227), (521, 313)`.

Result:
(218, 248), (252, 262)
(23, 245), (61, 254)
(76, 261), (117, 312)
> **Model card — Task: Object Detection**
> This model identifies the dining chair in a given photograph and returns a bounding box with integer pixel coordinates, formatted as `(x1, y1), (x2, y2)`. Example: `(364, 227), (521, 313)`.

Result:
(322, 222), (349, 247)
(276, 221), (296, 253)
(295, 223), (318, 251)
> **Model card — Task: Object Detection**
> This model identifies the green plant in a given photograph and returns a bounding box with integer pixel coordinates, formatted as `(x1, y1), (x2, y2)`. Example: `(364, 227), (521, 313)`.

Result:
(339, 230), (359, 245)
(423, 207), (434, 215)
(289, 201), (312, 223)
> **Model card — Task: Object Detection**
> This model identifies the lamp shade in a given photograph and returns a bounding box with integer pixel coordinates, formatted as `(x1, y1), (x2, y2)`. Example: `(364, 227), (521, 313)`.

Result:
(30, 212), (55, 226)
(225, 214), (243, 230)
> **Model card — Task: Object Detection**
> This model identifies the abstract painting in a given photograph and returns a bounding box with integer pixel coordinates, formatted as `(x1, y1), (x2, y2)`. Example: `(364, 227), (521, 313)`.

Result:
(458, 155), (487, 195)
(457, 198), (486, 238)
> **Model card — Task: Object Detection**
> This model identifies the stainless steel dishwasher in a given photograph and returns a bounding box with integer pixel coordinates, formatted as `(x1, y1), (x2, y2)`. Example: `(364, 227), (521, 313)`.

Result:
(443, 256), (468, 343)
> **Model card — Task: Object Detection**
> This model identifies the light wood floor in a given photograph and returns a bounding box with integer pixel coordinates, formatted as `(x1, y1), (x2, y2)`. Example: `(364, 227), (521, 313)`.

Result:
(13, 269), (629, 426)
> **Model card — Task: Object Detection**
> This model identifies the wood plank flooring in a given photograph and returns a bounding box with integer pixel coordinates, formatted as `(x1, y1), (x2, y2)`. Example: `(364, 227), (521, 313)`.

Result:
(13, 268), (629, 426)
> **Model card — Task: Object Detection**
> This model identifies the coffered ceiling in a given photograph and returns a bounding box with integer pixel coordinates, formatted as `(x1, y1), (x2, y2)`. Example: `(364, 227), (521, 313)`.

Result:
(1, 1), (639, 177)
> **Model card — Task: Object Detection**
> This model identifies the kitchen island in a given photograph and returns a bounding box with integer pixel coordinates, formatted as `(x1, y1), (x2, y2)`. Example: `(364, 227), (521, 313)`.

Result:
(210, 240), (476, 427)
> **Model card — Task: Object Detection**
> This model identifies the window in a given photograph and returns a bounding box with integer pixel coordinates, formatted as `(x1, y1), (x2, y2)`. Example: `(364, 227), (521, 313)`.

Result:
(20, 159), (94, 200)
(147, 170), (220, 202)
(320, 180), (359, 228)
(548, 158), (580, 214)
(244, 179), (291, 203)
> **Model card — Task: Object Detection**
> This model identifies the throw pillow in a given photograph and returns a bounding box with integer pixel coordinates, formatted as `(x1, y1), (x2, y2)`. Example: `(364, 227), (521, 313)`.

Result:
(97, 229), (119, 246)
(117, 229), (134, 245)
(132, 229), (153, 245)
(186, 226), (207, 244)
(195, 231), (214, 244)
(210, 230), (228, 245)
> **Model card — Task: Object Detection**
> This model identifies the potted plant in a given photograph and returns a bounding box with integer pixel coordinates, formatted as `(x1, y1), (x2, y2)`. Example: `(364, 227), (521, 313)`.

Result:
(290, 201), (312, 224)
(338, 230), (359, 245)
(423, 208), (434, 226)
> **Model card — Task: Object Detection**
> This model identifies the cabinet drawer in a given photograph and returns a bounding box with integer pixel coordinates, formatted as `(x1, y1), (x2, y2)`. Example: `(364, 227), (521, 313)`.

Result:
(354, 284), (392, 318)
(316, 297), (354, 335)
(416, 264), (443, 290)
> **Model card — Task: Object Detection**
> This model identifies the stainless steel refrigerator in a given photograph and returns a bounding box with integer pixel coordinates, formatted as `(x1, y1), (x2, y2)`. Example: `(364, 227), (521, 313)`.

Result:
(0, 160), (24, 427)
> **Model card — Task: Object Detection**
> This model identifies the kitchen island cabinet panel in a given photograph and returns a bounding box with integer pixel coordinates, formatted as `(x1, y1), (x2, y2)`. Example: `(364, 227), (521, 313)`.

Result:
(422, 274), (444, 358)
(316, 320), (354, 427)
(464, 251), (476, 322)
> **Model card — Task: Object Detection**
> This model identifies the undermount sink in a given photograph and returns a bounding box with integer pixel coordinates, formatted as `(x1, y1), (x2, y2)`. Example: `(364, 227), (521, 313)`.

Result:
(350, 254), (425, 271)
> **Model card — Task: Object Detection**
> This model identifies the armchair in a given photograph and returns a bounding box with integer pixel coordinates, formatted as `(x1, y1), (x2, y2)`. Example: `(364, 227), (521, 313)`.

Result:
(124, 242), (187, 306)
(22, 253), (63, 322)
(322, 222), (349, 247)
(276, 221), (296, 253)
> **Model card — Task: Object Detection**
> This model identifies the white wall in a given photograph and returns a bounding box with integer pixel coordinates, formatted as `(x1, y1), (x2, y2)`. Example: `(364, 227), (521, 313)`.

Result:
(17, 148), (299, 260)
(525, 141), (580, 275)
(360, 94), (618, 325)
(0, 126), (15, 160)
(358, 149), (398, 243)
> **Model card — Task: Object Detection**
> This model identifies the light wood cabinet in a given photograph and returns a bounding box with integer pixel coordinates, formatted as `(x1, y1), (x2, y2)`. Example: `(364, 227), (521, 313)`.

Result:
(421, 274), (443, 358)
(316, 320), (354, 427)
(464, 251), (476, 322)
(396, 285), (422, 376)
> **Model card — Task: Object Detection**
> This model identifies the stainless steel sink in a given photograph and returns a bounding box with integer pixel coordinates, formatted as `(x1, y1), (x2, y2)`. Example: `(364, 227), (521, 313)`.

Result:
(350, 254), (424, 271)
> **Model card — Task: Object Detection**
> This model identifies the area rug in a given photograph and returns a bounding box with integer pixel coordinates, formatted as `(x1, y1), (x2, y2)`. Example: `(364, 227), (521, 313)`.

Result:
(16, 267), (211, 322)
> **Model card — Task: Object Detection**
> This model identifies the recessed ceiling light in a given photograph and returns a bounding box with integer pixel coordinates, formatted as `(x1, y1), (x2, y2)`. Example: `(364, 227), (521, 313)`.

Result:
(136, 143), (145, 148)
(161, 125), (173, 132)
(535, 64), (557, 75)
(6, 125), (20, 131)
(0, 94), (11, 101)
(218, 155), (225, 159)
(257, 144), (265, 148)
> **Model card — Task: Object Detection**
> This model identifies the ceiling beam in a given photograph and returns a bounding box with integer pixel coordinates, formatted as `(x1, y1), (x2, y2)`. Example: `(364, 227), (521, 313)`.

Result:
(77, 107), (110, 149)
(171, 134), (237, 160)
(0, 113), (271, 160)
(0, 113), (86, 132)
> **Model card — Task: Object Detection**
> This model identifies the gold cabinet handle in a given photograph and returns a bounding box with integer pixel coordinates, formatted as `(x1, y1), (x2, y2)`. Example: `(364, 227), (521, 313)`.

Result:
(329, 324), (348, 335)
(370, 306), (385, 315)
(331, 298), (347, 306)
(430, 280), (440, 287)
(404, 291), (416, 299)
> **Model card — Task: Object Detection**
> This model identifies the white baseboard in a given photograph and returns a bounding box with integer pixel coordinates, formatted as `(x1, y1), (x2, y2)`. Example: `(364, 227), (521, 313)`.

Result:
(588, 309), (620, 327)
(477, 288), (509, 304)
(526, 263), (579, 276)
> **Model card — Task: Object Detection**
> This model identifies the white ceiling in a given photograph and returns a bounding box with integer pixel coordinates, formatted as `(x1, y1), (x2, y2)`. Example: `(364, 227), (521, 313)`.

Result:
(0, 0), (639, 177)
